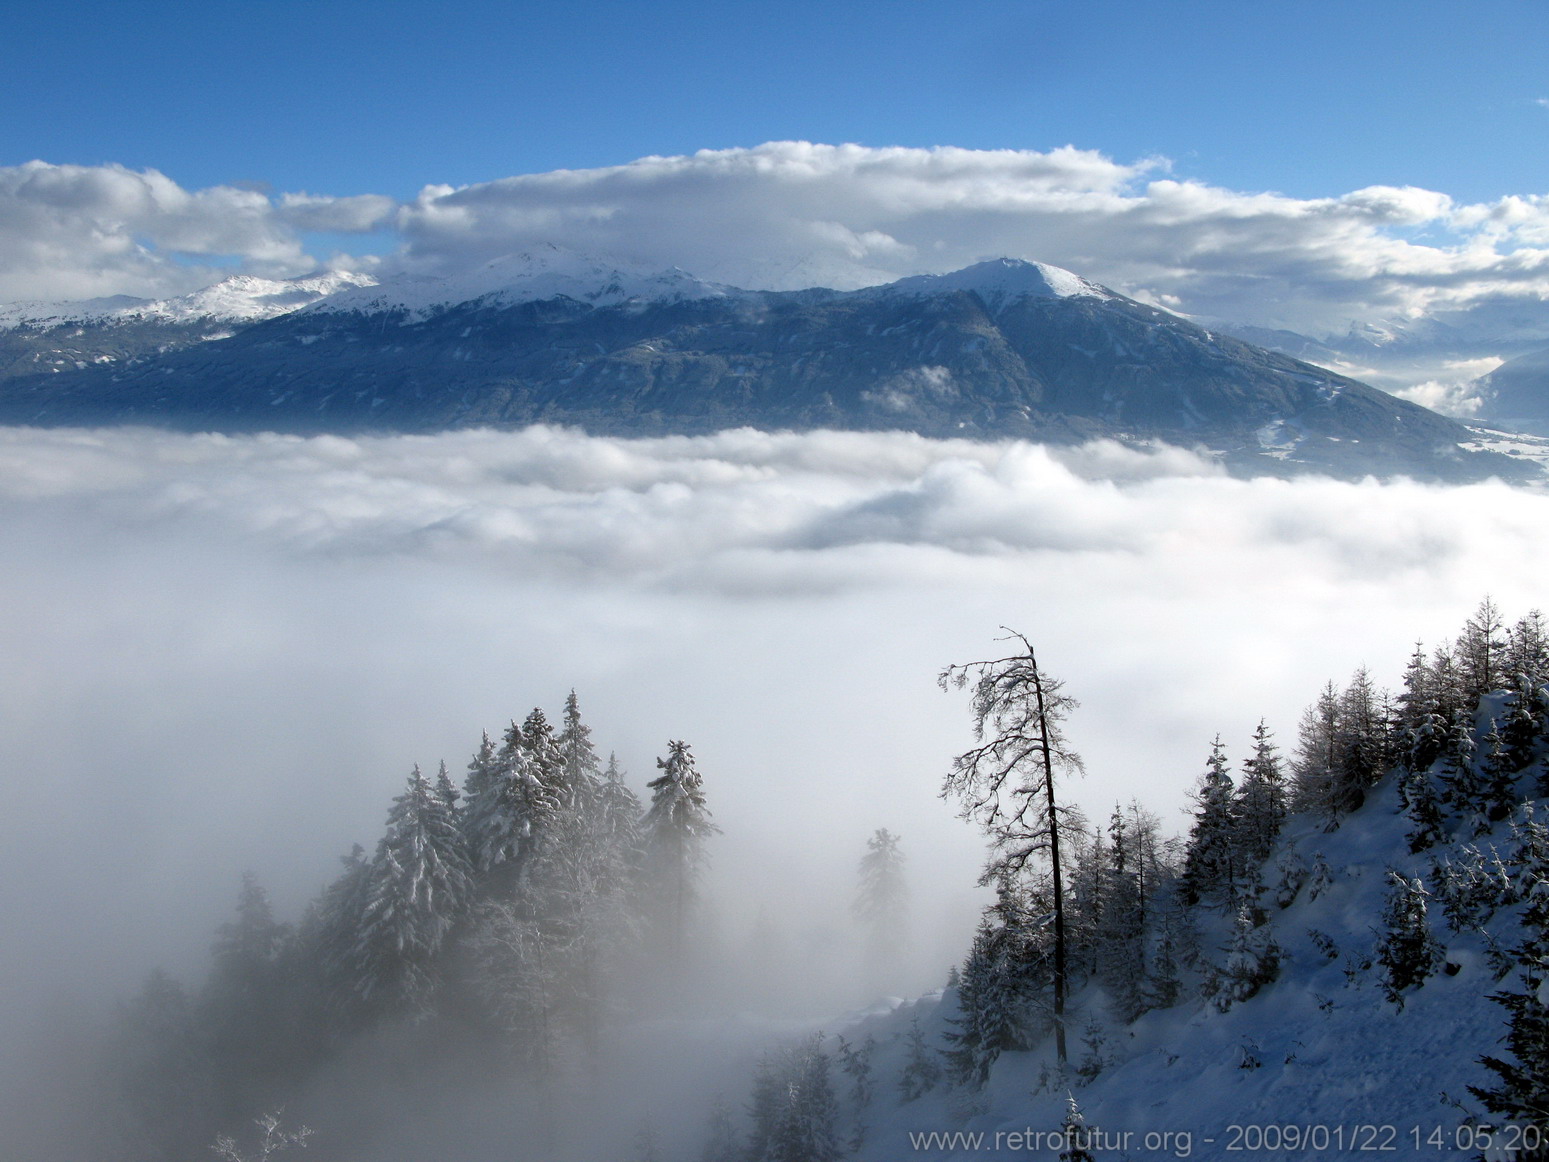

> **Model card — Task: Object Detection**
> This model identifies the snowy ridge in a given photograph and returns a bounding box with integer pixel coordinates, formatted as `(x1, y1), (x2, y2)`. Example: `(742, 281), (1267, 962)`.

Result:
(0, 271), (376, 330)
(879, 258), (1114, 308)
(304, 244), (740, 320)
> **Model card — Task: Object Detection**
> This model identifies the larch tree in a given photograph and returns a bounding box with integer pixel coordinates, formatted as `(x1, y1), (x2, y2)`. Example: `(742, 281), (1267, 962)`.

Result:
(940, 629), (1084, 1065)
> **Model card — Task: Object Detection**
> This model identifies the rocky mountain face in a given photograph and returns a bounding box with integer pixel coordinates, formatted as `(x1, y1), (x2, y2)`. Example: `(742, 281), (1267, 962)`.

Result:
(0, 256), (1528, 480)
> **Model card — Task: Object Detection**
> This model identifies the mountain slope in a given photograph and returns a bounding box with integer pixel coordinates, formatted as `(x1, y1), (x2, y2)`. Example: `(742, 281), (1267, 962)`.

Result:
(1476, 345), (1549, 435)
(0, 257), (1525, 481)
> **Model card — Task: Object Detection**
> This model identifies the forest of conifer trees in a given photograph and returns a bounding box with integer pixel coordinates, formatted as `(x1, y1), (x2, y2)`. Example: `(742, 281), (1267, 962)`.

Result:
(102, 601), (1549, 1162)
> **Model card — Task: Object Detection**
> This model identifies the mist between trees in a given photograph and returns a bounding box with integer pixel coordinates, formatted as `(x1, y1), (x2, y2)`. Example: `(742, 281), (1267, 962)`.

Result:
(20, 599), (1549, 1162)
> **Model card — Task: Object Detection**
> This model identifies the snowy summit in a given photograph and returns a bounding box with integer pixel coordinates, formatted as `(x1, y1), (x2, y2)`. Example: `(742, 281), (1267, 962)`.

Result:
(305, 243), (740, 321)
(880, 257), (1114, 308)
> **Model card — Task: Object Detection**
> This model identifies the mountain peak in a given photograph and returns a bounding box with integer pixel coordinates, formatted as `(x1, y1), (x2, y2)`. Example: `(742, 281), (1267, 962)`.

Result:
(881, 258), (1113, 305)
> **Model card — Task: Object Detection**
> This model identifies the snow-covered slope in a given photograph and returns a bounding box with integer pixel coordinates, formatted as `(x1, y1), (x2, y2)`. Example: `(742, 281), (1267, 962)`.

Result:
(304, 244), (739, 321)
(820, 782), (1532, 1161)
(0, 271), (376, 330)
(880, 258), (1113, 309)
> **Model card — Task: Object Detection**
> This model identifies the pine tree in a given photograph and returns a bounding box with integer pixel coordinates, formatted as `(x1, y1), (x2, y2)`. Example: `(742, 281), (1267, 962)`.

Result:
(945, 914), (1030, 1086)
(898, 1014), (941, 1102)
(1338, 667), (1389, 800)
(1374, 872), (1442, 1008)
(1182, 737), (1239, 906)
(940, 629), (1084, 1064)
(642, 739), (718, 966)
(1503, 672), (1548, 777)
(1147, 903), (1184, 1010)
(1212, 905), (1280, 1011)
(351, 765), (474, 1015)
(698, 1094), (741, 1162)
(1481, 719), (1520, 825)
(461, 720), (561, 889)
(853, 828), (908, 992)
(201, 873), (295, 1118)
(1400, 766), (1447, 853)
(1096, 805), (1149, 1023)
(1471, 807), (1549, 1139)
(1235, 721), (1287, 863)
(1058, 1093), (1097, 1162)
(1438, 708), (1483, 832)
(306, 843), (373, 1024)
(1506, 609), (1549, 689)
(113, 968), (214, 1162)
(746, 1037), (843, 1162)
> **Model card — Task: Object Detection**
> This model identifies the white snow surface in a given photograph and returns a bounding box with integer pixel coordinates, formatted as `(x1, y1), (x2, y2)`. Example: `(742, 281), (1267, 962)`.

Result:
(0, 271), (376, 329)
(823, 779), (1527, 1162)
(304, 244), (741, 321)
(880, 258), (1114, 309)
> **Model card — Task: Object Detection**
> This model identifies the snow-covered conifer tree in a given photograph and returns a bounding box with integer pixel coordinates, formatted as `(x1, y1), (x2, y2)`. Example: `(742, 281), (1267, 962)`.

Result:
(1235, 721), (1287, 864)
(1058, 1093), (1097, 1162)
(898, 1014), (941, 1102)
(350, 765), (474, 1015)
(1438, 708), (1484, 832)
(1374, 872), (1442, 1008)
(643, 739), (718, 963)
(746, 1036), (842, 1162)
(1096, 806), (1149, 1023)
(853, 827), (909, 991)
(1182, 737), (1239, 906)
(1471, 806), (1549, 1135)
(1211, 905), (1280, 1011)
(461, 721), (561, 889)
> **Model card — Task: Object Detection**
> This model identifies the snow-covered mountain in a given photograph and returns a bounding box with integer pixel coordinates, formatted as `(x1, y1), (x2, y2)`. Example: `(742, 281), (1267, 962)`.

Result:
(306, 244), (738, 320)
(876, 258), (1113, 308)
(0, 270), (376, 330)
(0, 254), (1528, 481)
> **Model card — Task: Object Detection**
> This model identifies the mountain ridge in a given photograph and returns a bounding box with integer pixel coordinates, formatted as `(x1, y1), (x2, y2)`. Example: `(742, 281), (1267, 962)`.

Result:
(0, 255), (1530, 482)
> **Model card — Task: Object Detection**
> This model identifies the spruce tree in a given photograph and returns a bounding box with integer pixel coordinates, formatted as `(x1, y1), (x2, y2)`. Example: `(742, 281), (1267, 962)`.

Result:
(853, 827), (909, 991)
(1471, 806), (1549, 1138)
(1374, 872), (1442, 1008)
(898, 1014), (941, 1102)
(1096, 806), (1149, 1023)
(1212, 905), (1280, 1011)
(1058, 1093), (1097, 1162)
(643, 739), (719, 964)
(1235, 720), (1287, 863)
(1181, 737), (1239, 906)
(351, 765), (474, 1015)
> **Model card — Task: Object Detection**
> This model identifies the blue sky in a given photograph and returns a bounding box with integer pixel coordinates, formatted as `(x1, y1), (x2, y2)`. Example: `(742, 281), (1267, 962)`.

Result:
(5, 0), (1544, 203)
(1, 0), (1546, 333)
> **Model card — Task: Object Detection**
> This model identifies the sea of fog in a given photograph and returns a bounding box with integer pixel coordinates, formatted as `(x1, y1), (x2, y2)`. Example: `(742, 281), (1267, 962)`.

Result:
(1, 422), (1546, 1139)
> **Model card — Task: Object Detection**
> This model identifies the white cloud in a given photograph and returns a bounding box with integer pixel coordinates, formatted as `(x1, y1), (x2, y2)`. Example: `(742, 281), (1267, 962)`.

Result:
(3, 145), (1549, 336)
(3, 422), (1546, 1152)
(0, 162), (384, 302)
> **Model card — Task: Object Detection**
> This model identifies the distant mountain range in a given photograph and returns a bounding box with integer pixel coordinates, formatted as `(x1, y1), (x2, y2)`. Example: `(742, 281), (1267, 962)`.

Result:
(0, 249), (1535, 481)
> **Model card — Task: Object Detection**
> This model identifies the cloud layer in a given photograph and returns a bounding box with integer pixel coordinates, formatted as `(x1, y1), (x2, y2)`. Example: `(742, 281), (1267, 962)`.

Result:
(3, 421), (1548, 1152)
(4, 145), (1549, 332)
